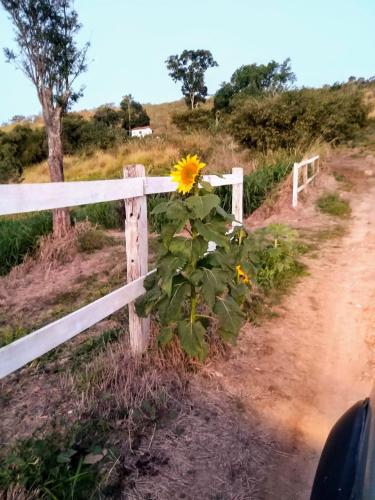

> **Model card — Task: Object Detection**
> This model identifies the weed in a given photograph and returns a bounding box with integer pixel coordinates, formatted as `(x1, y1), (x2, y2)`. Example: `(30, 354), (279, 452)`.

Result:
(0, 423), (111, 499)
(0, 326), (28, 348)
(77, 227), (117, 253)
(245, 224), (307, 322)
(333, 171), (346, 182)
(316, 193), (351, 217)
(249, 224), (305, 290)
(311, 225), (347, 242)
(332, 171), (353, 191)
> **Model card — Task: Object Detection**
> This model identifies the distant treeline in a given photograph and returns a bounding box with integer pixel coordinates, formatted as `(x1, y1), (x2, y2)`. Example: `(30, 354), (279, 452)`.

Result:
(0, 96), (150, 183)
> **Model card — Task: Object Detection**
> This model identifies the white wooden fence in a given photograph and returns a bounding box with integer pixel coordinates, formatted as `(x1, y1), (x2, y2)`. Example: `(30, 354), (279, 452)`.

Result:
(0, 166), (243, 378)
(292, 155), (320, 208)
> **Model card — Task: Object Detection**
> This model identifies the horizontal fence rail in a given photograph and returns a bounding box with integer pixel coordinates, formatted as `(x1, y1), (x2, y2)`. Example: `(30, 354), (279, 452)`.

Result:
(0, 166), (244, 378)
(0, 274), (151, 378)
(292, 155), (320, 208)
(0, 173), (243, 216)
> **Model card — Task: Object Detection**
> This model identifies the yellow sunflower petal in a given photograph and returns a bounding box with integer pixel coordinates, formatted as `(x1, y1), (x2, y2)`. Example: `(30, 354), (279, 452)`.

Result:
(170, 154), (206, 194)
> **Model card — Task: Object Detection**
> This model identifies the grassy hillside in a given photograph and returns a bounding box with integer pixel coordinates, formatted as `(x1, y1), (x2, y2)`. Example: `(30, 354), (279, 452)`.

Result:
(144, 99), (213, 134)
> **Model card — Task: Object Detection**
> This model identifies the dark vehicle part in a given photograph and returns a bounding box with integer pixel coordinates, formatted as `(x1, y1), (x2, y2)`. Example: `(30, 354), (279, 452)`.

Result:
(311, 394), (375, 499)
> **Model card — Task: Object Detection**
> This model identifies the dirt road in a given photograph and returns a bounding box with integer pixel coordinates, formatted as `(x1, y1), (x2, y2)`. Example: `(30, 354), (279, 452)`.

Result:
(127, 154), (375, 500)
(215, 154), (375, 499)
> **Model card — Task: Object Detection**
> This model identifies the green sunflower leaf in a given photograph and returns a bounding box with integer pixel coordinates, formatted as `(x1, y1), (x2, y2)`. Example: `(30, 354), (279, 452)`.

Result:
(177, 320), (208, 361)
(158, 326), (175, 346)
(213, 295), (245, 335)
(186, 194), (220, 219)
(193, 219), (229, 249)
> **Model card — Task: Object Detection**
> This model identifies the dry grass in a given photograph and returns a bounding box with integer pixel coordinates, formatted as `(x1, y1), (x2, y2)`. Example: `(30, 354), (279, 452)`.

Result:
(365, 84), (375, 118)
(73, 321), (200, 413)
(0, 484), (39, 500)
(20, 97), (335, 185)
(7, 221), (115, 281)
(144, 99), (186, 134)
(61, 327), (272, 499)
(23, 131), (252, 182)
(23, 139), (180, 182)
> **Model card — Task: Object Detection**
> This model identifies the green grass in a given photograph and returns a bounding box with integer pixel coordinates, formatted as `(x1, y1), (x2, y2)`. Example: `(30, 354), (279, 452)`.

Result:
(316, 193), (351, 217)
(71, 201), (123, 229)
(0, 212), (52, 275)
(0, 326), (28, 348)
(216, 162), (292, 216)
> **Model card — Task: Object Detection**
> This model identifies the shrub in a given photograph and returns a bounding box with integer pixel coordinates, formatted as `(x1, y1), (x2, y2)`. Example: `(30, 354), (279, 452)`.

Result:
(228, 87), (368, 150)
(8, 125), (47, 166)
(0, 139), (22, 183)
(62, 114), (126, 154)
(79, 121), (121, 151)
(93, 105), (122, 128)
(0, 212), (52, 275)
(172, 108), (215, 132)
(316, 193), (351, 217)
(77, 227), (117, 253)
(0, 126), (47, 182)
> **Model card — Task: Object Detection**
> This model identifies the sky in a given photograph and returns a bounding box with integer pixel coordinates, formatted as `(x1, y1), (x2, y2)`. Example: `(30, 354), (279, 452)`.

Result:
(0, 0), (374, 123)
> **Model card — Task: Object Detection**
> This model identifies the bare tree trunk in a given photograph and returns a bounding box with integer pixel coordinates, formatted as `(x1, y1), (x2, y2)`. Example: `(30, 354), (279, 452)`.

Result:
(45, 107), (71, 238)
(190, 93), (195, 110)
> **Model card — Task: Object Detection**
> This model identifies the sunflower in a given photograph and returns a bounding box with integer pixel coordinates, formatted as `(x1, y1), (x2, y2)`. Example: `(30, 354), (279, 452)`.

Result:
(236, 264), (250, 285)
(171, 154), (206, 194)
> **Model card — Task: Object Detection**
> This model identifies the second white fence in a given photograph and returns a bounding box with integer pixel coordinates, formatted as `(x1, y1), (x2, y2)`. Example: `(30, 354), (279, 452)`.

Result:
(292, 155), (320, 207)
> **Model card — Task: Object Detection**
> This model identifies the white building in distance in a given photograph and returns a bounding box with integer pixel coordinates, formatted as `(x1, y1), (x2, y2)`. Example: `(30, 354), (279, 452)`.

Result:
(130, 126), (153, 138)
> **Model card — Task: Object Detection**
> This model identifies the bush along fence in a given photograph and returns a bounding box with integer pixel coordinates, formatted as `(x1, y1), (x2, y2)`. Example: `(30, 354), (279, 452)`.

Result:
(292, 155), (320, 208)
(0, 164), (243, 378)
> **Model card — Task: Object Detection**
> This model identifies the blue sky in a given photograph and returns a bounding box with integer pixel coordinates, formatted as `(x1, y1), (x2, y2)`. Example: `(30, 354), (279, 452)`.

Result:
(0, 0), (374, 123)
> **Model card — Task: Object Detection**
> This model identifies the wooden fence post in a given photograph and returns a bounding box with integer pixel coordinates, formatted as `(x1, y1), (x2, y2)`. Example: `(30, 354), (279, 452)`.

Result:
(124, 164), (150, 355)
(292, 162), (299, 208)
(232, 167), (243, 226)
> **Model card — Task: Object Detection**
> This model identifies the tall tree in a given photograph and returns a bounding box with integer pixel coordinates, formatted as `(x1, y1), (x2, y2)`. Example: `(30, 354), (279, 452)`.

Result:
(1, 0), (89, 237)
(120, 95), (150, 132)
(214, 58), (296, 112)
(166, 50), (218, 109)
